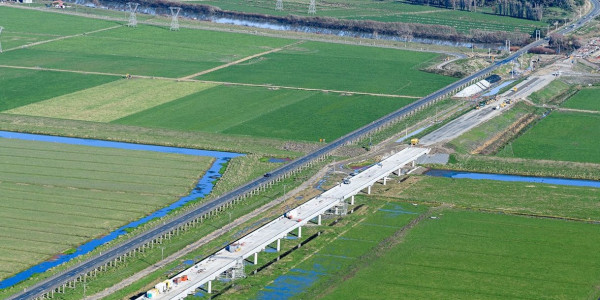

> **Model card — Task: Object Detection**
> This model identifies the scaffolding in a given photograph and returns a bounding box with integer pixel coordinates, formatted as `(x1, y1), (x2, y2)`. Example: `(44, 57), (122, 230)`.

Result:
(218, 258), (246, 280)
(169, 7), (181, 31)
(325, 201), (348, 216)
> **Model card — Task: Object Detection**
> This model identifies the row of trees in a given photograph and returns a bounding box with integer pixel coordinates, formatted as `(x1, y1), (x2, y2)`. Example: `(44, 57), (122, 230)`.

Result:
(495, 0), (544, 21)
(405, 0), (485, 11)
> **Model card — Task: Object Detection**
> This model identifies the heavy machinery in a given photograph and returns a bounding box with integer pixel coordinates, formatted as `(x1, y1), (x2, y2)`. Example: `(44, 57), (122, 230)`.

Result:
(410, 138), (419, 145)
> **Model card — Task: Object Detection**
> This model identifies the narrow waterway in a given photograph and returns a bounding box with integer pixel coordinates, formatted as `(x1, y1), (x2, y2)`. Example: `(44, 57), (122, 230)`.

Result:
(0, 131), (244, 289)
(425, 169), (600, 188)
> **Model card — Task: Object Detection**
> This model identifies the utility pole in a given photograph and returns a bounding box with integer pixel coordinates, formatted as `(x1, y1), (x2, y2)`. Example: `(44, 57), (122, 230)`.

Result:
(169, 7), (181, 31)
(127, 2), (139, 27)
(308, 0), (316, 14)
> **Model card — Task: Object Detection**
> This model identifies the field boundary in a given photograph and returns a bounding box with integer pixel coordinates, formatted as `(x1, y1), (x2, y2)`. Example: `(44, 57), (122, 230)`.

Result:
(179, 40), (305, 80)
(3, 25), (123, 52)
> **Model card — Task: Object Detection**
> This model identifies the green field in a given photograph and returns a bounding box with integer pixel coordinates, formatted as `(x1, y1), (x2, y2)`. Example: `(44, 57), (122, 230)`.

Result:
(0, 68), (117, 111)
(497, 111), (600, 163)
(200, 42), (455, 96)
(6, 79), (216, 122)
(0, 20), (293, 78)
(114, 85), (415, 141)
(322, 210), (600, 299)
(188, 0), (546, 33)
(0, 138), (212, 280)
(448, 102), (537, 154)
(385, 176), (600, 221)
(0, 6), (120, 50)
(242, 199), (429, 299)
(528, 79), (572, 105)
(562, 87), (600, 111)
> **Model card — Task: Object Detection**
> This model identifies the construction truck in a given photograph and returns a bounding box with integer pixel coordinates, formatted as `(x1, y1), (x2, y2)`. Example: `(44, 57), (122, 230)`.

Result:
(410, 138), (419, 145)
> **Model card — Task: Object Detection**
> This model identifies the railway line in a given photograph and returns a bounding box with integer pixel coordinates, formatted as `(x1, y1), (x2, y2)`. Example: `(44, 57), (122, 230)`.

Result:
(8, 0), (600, 298)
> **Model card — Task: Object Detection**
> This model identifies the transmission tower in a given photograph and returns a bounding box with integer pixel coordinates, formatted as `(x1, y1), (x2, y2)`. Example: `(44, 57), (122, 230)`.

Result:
(169, 7), (181, 31)
(0, 27), (3, 53)
(275, 0), (283, 11)
(127, 2), (139, 27)
(308, 0), (316, 15)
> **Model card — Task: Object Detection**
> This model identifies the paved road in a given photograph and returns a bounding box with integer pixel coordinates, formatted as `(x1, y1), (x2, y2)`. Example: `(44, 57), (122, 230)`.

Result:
(9, 0), (600, 298)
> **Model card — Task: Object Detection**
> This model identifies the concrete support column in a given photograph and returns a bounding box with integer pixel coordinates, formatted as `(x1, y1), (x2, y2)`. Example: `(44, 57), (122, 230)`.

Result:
(254, 252), (258, 265)
(298, 226), (302, 238)
(276, 239), (281, 252)
(351, 195), (355, 205)
(412, 160), (415, 168)
(383, 177), (387, 185)
(317, 214), (322, 225)
(207, 280), (212, 293)
(367, 185), (371, 194)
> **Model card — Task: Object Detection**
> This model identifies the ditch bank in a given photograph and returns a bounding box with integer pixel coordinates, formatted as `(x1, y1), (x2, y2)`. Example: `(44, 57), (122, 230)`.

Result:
(425, 169), (600, 188)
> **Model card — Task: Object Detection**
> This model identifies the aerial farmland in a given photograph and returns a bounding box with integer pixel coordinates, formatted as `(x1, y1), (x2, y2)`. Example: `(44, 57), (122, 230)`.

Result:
(0, 0), (599, 299)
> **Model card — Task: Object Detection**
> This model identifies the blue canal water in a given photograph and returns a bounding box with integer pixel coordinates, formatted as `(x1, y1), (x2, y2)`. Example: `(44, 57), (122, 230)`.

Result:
(426, 169), (600, 188)
(0, 131), (244, 289)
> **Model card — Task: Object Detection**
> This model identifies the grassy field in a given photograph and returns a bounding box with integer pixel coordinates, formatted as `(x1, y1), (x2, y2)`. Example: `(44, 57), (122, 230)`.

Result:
(321, 210), (600, 299)
(448, 102), (537, 154)
(0, 6), (120, 50)
(187, 0), (547, 33)
(528, 79), (572, 105)
(0, 22), (293, 78)
(6, 79), (217, 122)
(223, 197), (429, 299)
(382, 176), (600, 221)
(562, 87), (600, 111)
(0, 68), (117, 111)
(199, 41), (456, 96)
(113, 85), (415, 141)
(497, 111), (600, 163)
(0, 138), (212, 280)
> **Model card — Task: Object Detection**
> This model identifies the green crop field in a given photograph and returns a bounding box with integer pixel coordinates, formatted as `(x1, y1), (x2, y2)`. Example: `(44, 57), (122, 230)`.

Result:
(322, 210), (600, 299)
(185, 0), (546, 33)
(0, 22), (293, 78)
(0, 138), (213, 280)
(448, 102), (537, 154)
(0, 68), (117, 111)
(385, 176), (600, 221)
(199, 41), (456, 96)
(239, 199), (429, 299)
(497, 111), (600, 163)
(562, 87), (600, 111)
(0, 6), (120, 50)
(114, 85), (415, 141)
(6, 79), (216, 122)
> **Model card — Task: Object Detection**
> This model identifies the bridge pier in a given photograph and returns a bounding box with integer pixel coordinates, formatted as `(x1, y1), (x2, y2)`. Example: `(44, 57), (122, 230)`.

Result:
(207, 280), (212, 293)
(350, 195), (355, 205)
(254, 252), (258, 265)
(276, 239), (281, 252)
(297, 226), (302, 238)
(367, 185), (371, 194)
